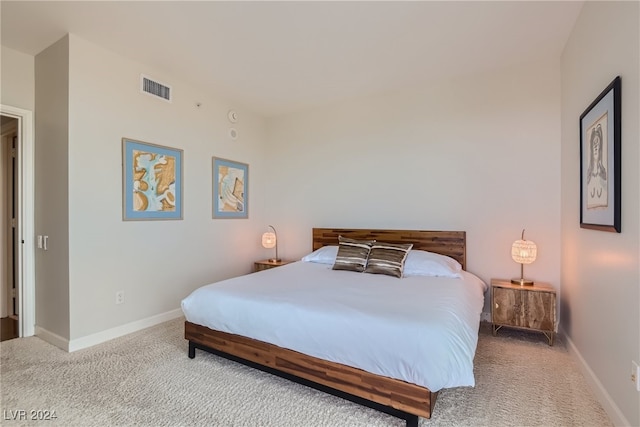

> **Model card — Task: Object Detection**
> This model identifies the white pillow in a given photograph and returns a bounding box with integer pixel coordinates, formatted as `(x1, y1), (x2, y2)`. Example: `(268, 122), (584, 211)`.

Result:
(301, 245), (338, 264)
(403, 250), (462, 278)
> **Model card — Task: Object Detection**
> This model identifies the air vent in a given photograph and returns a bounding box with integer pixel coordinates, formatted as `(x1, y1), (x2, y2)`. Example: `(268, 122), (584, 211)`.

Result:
(140, 74), (172, 102)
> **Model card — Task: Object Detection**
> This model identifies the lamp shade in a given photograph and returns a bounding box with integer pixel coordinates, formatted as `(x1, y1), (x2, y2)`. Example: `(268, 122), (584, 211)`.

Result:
(511, 239), (537, 264)
(510, 229), (536, 286)
(261, 232), (276, 249)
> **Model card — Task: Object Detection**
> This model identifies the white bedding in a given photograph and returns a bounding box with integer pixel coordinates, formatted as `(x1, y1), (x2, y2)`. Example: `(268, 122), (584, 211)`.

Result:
(181, 261), (487, 391)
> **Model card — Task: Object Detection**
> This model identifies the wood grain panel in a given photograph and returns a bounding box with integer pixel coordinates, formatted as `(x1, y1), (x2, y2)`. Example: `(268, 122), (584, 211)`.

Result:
(185, 322), (436, 418)
(525, 291), (555, 331)
(312, 228), (466, 269)
(492, 287), (521, 326)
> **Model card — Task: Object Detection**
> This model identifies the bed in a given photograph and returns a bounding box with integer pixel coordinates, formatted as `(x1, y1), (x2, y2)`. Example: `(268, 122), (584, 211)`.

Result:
(182, 228), (486, 426)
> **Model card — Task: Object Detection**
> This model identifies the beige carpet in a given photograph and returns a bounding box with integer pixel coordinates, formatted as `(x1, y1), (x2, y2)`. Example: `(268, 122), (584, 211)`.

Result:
(0, 318), (612, 427)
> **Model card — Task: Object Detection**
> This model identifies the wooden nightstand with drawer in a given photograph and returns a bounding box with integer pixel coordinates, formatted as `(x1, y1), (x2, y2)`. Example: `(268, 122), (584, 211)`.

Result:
(254, 260), (293, 272)
(491, 278), (556, 345)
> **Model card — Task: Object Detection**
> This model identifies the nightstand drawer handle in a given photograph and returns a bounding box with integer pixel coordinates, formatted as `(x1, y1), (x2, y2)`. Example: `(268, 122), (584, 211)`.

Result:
(495, 303), (499, 309)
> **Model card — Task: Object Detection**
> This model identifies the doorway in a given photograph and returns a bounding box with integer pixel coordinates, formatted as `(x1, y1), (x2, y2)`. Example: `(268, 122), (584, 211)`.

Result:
(0, 105), (35, 339)
(0, 116), (18, 341)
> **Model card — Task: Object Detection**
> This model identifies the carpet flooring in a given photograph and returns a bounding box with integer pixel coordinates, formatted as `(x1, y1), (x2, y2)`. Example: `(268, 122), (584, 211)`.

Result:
(0, 318), (612, 426)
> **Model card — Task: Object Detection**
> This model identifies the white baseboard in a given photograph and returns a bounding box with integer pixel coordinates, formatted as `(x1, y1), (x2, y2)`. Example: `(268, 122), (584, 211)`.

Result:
(36, 308), (183, 353)
(34, 326), (69, 351)
(68, 308), (183, 352)
(560, 327), (630, 427)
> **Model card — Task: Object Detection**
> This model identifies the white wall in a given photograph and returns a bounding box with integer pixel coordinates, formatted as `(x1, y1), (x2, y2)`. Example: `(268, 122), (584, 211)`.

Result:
(66, 34), (270, 340)
(267, 59), (562, 315)
(560, 2), (640, 426)
(1, 46), (35, 111)
(3, 32), (273, 346)
(34, 36), (70, 340)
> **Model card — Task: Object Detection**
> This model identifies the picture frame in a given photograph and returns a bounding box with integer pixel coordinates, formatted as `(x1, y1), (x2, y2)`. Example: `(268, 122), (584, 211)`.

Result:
(122, 138), (183, 221)
(579, 76), (621, 233)
(213, 157), (248, 219)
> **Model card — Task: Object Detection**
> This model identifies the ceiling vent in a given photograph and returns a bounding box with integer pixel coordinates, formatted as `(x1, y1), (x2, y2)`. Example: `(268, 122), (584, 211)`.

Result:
(140, 74), (172, 102)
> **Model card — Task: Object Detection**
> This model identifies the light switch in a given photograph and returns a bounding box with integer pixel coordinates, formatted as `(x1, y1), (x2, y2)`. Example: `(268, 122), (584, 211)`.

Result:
(37, 235), (43, 249)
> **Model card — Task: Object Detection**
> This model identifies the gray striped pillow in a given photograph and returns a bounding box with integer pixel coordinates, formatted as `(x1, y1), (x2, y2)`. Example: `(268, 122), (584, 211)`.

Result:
(364, 242), (413, 278)
(332, 236), (374, 272)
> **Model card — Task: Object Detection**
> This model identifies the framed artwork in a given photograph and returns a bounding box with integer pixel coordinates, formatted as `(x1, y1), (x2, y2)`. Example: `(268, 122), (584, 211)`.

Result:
(122, 138), (183, 220)
(579, 76), (621, 233)
(213, 157), (248, 219)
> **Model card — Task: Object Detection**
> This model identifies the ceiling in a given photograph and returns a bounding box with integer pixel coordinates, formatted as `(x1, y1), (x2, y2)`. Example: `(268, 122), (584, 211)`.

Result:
(1, 1), (583, 117)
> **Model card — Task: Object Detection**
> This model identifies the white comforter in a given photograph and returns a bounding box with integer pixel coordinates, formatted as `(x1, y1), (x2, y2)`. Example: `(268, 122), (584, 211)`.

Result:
(181, 261), (487, 391)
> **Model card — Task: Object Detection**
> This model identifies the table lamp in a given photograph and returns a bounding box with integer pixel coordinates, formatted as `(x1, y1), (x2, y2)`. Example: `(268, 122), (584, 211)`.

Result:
(261, 225), (281, 263)
(511, 229), (537, 286)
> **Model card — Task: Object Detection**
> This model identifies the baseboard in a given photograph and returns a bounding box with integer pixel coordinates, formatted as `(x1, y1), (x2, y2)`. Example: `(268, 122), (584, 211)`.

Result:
(34, 326), (69, 351)
(67, 308), (183, 352)
(560, 327), (630, 427)
(480, 311), (491, 323)
(36, 308), (183, 352)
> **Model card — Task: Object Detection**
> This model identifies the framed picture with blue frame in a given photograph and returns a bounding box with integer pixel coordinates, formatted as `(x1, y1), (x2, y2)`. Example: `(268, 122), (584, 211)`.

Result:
(213, 157), (248, 219)
(122, 138), (183, 220)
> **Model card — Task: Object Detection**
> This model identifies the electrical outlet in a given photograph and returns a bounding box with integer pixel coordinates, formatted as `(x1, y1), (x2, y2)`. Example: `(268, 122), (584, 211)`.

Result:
(633, 361), (640, 392)
(115, 291), (125, 305)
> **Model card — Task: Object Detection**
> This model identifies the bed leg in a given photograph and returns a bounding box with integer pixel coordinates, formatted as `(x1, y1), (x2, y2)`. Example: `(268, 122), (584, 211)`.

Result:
(188, 341), (196, 359)
(406, 414), (419, 427)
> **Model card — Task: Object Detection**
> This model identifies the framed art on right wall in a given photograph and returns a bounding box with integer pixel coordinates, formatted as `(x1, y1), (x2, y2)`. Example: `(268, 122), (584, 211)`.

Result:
(579, 76), (621, 233)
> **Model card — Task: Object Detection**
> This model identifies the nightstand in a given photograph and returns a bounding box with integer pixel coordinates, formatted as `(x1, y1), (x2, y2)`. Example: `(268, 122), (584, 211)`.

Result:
(254, 260), (293, 272)
(491, 279), (556, 345)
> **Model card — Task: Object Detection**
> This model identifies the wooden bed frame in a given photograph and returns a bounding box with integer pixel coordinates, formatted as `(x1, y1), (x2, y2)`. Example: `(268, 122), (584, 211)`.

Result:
(185, 228), (466, 426)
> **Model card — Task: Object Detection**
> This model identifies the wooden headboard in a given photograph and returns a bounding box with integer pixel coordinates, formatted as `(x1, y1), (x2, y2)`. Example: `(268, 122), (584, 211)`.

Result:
(312, 228), (466, 270)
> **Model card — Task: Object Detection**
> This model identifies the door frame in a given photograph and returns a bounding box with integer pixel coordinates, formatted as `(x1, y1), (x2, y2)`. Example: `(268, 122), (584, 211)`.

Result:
(0, 104), (35, 337)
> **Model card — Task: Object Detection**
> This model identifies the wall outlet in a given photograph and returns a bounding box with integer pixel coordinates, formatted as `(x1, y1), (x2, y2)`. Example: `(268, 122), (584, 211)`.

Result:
(633, 361), (640, 392)
(115, 290), (125, 305)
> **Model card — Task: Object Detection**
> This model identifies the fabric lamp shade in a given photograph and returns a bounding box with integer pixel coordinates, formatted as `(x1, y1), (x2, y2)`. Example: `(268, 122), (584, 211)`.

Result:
(262, 232), (276, 249)
(511, 239), (537, 264)
(510, 229), (536, 285)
